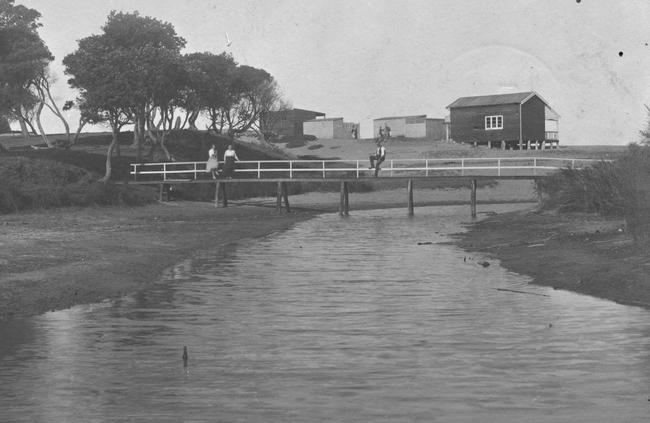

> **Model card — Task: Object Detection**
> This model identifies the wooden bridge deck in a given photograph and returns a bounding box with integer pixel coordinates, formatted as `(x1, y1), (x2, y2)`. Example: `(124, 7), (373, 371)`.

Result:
(125, 157), (604, 217)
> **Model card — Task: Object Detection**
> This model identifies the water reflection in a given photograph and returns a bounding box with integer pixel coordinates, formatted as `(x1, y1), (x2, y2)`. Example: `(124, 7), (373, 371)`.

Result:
(1, 205), (649, 422)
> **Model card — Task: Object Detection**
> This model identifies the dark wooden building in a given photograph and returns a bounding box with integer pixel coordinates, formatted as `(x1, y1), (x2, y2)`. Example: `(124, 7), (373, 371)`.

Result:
(268, 108), (325, 138)
(447, 92), (559, 149)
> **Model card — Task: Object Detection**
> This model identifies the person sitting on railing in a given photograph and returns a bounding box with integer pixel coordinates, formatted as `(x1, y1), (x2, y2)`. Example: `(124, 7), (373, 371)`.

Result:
(206, 143), (220, 179)
(222, 144), (239, 179)
(368, 140), (386, 177)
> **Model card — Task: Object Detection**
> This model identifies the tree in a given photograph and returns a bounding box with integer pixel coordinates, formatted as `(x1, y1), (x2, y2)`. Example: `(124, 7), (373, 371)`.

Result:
(0, 0), (53, 140)
(0, 116), (10, 133)
(64, 11), (187, 178)
(220, 65), (274, 139)
(251, 79), (291, 142)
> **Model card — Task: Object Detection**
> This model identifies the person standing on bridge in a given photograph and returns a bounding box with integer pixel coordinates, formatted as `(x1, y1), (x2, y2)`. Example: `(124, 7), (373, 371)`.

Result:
(207, 143), (220, 179)
(369, 140), (386, 177)
(222, 144), (239, 179)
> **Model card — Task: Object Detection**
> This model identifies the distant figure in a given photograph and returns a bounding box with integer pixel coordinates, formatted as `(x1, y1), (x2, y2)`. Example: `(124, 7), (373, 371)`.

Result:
(206, 143), (220, 179)
(369, 140), (386, 177)
(378, 126), (384, 140)
(182, 346), (188, 367)
(222, 144), (239, 178)
(351, 125), (357, 139)
(385, 124), (391, 139)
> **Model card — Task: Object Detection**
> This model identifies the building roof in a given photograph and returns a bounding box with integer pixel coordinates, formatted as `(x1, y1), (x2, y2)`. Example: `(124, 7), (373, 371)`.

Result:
(374, 115), (427, 121)
(447, 91), (559, 118)
(304, 117), (343, 122)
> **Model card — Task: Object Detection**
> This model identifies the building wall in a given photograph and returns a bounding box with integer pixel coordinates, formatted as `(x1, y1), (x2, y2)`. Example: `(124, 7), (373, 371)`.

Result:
(521, 96), (546, 142)
(270, 109), (325, 137)
(374, 118), (407, 137)
(303, 120), (334, 138)
(449, 104), (520, 143)
(426, 118), (446, 140)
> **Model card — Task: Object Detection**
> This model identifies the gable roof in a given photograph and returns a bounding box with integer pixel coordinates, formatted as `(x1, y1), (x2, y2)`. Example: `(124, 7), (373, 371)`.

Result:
(374, 114), (427, 121)
(447, 91), (559, 118)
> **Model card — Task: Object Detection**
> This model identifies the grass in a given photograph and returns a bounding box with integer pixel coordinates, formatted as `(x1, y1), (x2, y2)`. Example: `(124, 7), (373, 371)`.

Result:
(535, 143), (650, 247)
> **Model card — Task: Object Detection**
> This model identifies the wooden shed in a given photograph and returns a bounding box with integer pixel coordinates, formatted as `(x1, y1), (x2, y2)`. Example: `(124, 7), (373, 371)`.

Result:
(373, 115), (446, 140)
(268, 108), (325, 137)
(446, 92), (560, 149)
(303, 117), (358, 139)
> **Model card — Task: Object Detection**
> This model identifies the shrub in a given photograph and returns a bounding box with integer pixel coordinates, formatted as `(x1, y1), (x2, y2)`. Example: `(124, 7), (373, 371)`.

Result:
(536, 144), (650, 246)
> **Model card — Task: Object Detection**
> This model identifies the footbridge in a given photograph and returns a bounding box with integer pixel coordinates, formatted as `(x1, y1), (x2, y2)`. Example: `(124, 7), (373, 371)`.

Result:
(127, 157), (602, 217)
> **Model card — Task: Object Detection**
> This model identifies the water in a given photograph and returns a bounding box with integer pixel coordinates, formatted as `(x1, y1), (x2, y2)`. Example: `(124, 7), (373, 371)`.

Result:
(1, 205), (649, 422)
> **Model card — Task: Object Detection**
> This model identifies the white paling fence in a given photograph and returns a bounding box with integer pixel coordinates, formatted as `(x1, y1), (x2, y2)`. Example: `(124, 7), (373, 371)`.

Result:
(129, 157), (606, 181)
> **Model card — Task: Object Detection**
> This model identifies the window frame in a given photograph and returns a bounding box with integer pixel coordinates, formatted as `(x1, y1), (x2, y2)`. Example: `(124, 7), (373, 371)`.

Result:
(484, 115), (503, 130)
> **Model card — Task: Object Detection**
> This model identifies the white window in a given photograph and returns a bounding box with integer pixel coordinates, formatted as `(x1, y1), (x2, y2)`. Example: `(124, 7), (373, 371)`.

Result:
(485, 115), (503, 130)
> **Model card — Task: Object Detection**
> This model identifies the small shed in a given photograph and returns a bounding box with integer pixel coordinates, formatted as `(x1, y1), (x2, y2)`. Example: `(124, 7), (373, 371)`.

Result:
(303, 117), (359, 139)
(373, 115), (446, 140)
(268, 108), (325, 137)
(446, 92), (560, 149)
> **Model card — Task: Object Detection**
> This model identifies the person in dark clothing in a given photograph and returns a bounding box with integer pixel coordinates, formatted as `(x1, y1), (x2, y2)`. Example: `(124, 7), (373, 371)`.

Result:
(368, 140), (386, 177)
(222, 144), (239, 178)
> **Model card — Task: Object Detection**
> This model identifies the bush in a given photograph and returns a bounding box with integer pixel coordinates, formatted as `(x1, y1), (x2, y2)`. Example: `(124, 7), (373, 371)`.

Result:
(0, 157), (156, 213)
(536, 144), (650, 245)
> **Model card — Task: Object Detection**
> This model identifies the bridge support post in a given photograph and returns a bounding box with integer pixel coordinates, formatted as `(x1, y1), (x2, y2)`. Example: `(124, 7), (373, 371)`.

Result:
(214, 182), (220, 207)
(282, 182), (291, 213)
(222, 182), (228, 207)
(339, 181), (349, 216)
(407, 179), (414, 216)
(470, 179), (477, 218)
(276, 181), (282, 212)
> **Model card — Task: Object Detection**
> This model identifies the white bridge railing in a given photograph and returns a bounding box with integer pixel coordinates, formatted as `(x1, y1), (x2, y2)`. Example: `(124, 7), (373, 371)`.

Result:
(129, 157), (606, 181)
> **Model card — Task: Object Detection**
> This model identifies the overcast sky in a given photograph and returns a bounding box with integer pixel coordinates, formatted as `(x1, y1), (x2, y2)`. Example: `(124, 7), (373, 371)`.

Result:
(19, 0), (650, 144)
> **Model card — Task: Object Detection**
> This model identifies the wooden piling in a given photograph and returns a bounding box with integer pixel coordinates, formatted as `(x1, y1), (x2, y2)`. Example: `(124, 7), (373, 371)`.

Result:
(222, 182), (228, 207)
(407, 179), (414, 216)
(282, 182), (291, 212)
(339, 181), (346, 216)
(343, 181), (349, 215)
(276, 181), (282, 212)
(214, 182), (220, 207)
(470, 179), (477, 218)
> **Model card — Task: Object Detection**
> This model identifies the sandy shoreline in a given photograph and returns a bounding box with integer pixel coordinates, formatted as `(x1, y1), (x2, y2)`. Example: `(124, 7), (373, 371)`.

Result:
(1, 184), (647, 321)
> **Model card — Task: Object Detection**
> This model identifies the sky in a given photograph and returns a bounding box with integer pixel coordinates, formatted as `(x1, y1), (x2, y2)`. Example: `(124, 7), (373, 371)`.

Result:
(16, 0), (650, 144)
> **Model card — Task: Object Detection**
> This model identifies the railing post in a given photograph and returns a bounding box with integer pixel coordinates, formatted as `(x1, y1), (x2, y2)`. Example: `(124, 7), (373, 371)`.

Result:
(276, 181), (282, 212)
(323, 161), (326, 178)
(571, 159), (575, 169)
(425, 159), (429, 177)
(533, 158), (537, 176)
(289, 161), (293, 179)
(214, 182), (220, 207)
(193, 163), (197, 180)
(257, 161), (261, 179)
(461, 159), (464, 176)
(163, 163), (167, 181)
(356, 160), (359, 178)
(390, 160), (394, 176)
(497, 159), (501, 176)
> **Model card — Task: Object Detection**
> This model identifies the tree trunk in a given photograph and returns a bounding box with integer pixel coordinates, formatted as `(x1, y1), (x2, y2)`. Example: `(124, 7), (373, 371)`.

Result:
(43, 85), (71, 145)
(72, 118), (86, 144)
(188, 110), (199, 131)
(35, 101), (53, 147)
(18, 118), (29, 142)
(101, 126), (119, 182)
